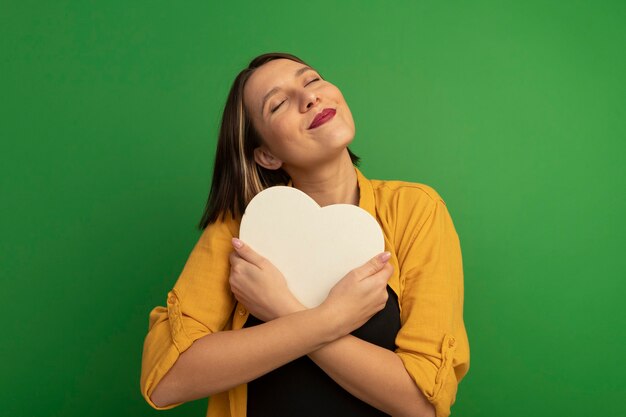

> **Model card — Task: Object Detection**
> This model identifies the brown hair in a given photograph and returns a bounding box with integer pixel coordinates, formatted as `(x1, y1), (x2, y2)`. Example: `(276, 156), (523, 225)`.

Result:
(197, 52), (361, 229)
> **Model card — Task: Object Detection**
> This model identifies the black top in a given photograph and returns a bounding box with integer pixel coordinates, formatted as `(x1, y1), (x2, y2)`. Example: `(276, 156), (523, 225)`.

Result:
(243, 285), (401, 417)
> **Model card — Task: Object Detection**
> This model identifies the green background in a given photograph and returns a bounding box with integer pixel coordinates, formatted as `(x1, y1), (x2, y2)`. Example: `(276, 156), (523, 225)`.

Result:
(1, 1), (624, 416)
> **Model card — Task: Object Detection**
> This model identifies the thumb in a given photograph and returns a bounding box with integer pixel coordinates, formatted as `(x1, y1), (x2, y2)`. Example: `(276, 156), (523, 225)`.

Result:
(355, 251), (391, 278)
(232, 238), (265, 266)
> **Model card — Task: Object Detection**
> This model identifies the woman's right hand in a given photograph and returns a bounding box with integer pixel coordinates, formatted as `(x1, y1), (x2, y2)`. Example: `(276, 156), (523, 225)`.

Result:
(320, 251), (394, 337)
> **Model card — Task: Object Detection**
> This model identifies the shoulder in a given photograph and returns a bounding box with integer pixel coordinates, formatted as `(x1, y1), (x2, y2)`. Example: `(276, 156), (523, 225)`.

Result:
(369, 178), (446, 223)
(198, 211), (242, 247)
(371, 178), (444, 203)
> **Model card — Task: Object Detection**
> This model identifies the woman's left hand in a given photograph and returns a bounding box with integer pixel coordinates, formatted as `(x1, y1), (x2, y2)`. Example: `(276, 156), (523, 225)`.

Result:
(229, 237), (305, 322)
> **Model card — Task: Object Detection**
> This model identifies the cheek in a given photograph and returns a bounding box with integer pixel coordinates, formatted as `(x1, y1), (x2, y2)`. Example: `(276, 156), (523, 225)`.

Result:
(274, 117), (291, 133)
(346, 108), (356, 128)
(329, 87), (353, 117)
(267, 121), (291, 146)
(260, 120), (296, 156)
(336, 96), (355, 127)
(328, 84), (346, 101)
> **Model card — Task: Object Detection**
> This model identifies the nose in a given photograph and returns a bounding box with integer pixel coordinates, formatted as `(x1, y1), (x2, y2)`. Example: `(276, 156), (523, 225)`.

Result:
(301, 91), (320, 112)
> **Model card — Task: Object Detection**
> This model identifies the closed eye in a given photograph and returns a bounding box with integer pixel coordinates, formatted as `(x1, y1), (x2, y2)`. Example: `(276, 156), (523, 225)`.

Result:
(307, 78), (321, 85)
(271, 78), (321, 113)
(271, 100), (285, 113)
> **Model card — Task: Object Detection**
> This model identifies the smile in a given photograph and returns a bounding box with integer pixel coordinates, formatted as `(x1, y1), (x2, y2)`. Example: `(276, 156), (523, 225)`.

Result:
(308, 108), (336, 129)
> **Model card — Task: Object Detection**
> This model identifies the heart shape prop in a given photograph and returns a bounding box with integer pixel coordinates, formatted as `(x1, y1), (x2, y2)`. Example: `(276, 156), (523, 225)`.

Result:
(239, 186), (384, 308)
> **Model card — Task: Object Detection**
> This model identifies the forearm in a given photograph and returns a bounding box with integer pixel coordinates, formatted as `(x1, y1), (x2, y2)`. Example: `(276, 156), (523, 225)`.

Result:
(151, 306), (338, 407)
(307, 335), (435, 417)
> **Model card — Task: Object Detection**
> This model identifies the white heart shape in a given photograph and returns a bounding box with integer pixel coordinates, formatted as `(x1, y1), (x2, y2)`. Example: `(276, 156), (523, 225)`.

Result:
(239, 186), (384, 308)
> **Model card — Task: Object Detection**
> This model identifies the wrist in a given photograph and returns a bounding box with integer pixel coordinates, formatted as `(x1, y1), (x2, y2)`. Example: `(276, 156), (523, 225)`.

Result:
(314, 302), (347, 343)
(285, 298), (307, 315)
(275, 297), (307, 318)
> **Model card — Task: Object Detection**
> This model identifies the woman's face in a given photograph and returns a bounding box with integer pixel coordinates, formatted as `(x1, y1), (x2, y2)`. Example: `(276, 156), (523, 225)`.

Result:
(243, 59), (355, 171)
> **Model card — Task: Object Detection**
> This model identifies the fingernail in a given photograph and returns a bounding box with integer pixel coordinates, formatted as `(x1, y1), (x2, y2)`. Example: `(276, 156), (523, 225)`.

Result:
(378, 251), (391, 263)
(232, 237), (243, 248)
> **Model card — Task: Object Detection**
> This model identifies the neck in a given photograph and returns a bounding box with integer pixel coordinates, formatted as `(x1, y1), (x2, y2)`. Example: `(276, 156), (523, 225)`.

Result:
(287, 150), (359, 207)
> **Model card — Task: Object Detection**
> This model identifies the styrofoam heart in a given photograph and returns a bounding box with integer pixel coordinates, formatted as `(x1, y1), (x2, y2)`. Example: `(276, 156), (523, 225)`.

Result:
(239, 186), (384, 308)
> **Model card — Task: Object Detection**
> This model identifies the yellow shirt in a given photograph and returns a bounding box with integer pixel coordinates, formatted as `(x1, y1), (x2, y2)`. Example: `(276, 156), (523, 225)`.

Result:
(140, 166), (470, 417)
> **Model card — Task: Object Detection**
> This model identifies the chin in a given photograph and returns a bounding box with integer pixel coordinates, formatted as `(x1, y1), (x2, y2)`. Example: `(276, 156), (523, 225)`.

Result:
(340, 130), (356, 149)
(328, 121), (355, 144)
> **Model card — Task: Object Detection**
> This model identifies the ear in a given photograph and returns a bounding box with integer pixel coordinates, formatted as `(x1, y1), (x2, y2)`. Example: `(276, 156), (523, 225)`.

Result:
(254, 146), (283, 170)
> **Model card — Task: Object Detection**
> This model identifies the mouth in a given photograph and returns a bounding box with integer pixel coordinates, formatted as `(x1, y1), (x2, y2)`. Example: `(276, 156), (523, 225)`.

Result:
(308, 108), (336, 129)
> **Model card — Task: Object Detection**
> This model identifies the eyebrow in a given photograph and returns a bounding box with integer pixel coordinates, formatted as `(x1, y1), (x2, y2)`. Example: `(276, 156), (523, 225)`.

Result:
(261, 66), (315, 116)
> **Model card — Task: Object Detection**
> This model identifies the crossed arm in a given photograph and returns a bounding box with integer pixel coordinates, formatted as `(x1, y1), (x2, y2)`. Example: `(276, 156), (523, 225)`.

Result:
(150, 238), (435, 417)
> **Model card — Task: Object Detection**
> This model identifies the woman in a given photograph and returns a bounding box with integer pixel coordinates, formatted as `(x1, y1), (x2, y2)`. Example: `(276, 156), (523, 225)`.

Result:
(140, 52), (470, 417)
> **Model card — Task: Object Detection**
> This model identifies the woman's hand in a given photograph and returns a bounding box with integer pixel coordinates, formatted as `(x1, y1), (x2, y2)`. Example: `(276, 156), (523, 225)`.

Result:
(229, 238), (305, 322)
(229, 236), (392, 334)
(321, 251), (394, 338)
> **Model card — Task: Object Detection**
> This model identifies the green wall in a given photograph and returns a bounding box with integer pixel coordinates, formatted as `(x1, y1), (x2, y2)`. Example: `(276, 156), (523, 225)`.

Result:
(2, 1), (624, 416)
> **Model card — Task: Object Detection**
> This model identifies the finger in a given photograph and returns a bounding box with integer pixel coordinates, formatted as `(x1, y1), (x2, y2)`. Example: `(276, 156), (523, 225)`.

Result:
(231, 238), (266, 267)
(229, 252), (249, 270)
(355, 251), (391, 279)
(229, 250), (239, 264)
(374, 263), (394, 285)
(361, 263), (393, 291)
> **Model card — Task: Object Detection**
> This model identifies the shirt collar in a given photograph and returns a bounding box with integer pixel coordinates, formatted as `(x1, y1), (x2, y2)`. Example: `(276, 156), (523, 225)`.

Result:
(285, 166), (376, 218)
(355, 166), (376, 218)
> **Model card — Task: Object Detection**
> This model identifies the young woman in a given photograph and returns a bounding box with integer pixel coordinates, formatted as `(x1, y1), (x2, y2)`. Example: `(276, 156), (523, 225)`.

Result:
(140, 52), (470, 417)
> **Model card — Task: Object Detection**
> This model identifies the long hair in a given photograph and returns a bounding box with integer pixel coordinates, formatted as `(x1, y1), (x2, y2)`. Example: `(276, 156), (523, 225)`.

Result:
(197, 52), (361, 229)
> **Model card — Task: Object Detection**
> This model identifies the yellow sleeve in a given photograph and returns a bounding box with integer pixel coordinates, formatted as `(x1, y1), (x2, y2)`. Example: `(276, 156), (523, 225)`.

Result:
(139, 215), (239, 409)
(394, 193), (470, 417)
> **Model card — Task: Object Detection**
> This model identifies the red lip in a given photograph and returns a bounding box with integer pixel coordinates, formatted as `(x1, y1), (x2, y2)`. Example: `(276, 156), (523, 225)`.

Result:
(308, 108), (336, 129)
